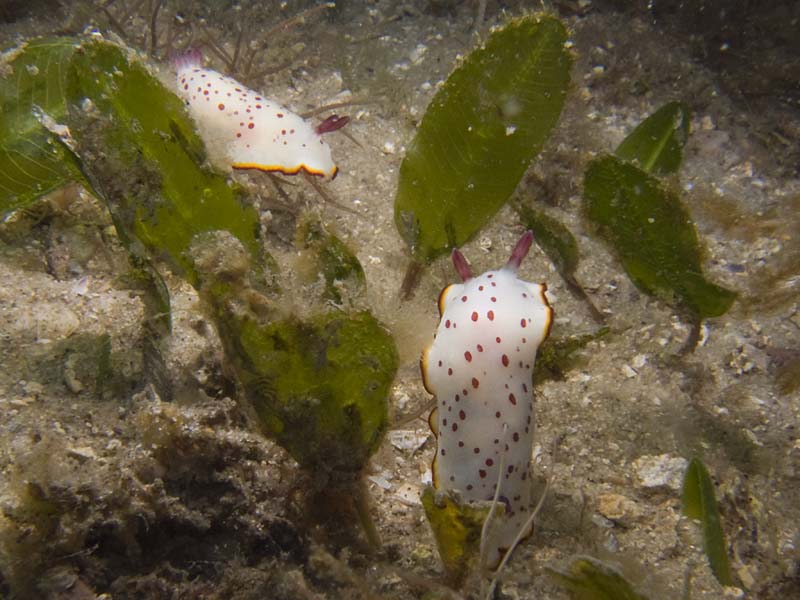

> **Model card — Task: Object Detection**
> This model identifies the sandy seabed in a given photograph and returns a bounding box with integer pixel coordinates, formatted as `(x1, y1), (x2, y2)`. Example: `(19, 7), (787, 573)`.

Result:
(1, 1), (798, 598)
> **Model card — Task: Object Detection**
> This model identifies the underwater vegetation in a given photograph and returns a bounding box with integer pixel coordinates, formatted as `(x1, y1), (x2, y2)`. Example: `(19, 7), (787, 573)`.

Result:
(583, 102), (737, 342)
(393, 14), (571, 296)
(0, 38), (86, 215)
(392, 20), (745, 597)
(682, 457), (734, 587)
(546, 556), (651, 600)
(1, 33), (397, 555)
(0, 3), (772, 597)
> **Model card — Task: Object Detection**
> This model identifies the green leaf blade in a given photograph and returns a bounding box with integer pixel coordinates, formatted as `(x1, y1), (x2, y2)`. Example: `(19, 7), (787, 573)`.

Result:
(64, 39), (265, 283)
(515, 202), (579, 275)
(615, 101), (690, 175)
(0, 37), (83, 216)
(394, 15), (571, 263)
(682, 458), (734, 586)
(584, 155), (736, 318)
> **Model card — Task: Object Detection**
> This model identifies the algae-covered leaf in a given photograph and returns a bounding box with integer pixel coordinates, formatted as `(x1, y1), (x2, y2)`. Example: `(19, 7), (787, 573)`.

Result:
(297, 216), (365, 305)
(682, 457), (734, 586)
(515, 201), (578, 275)
(64, 39), (264, 285)
(514, 203), (580, 275)
(226, 310), (398, 474)
(515, 200), (605, 323)
(535, 328), (609, 381)
(0, 38), (85, 217)
(421, 486), (490, 587)
(394, 15), (571, 264)
(616, 101), (690, 175)
(584, 155), (736, 318)
(547, 556), (650, 600)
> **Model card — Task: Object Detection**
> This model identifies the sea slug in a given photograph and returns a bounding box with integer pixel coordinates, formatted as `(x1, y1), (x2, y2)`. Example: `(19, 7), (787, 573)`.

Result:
(174, 49), (346, 179)
(422, 230), (552, 567)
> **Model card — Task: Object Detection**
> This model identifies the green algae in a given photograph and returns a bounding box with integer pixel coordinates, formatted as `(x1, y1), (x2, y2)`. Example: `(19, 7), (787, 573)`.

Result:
(65, 39), (266, 286)
(584, 155), (736, 319)
(547, 556), (650, 600)
(682, 458), (734, 586)
(615, 101), (690, 175)
(584, 101), (735, 322)
(394, 15), (571, 267)
(515, 200), (605, 322)
(0, 38), (87, 217)
(515, 202), (579, 276)
(221, 309), (398, 474)
(535, 328), (610, 381)
(297, 216), (365, 306)
(420, 486), (490, 587)
(0, 36), (268, 282)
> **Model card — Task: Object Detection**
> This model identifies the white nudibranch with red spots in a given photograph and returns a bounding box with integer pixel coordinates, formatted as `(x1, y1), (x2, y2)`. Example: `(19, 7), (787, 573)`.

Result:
(174, 49), (347, 179)
(421, 231), (552, 568)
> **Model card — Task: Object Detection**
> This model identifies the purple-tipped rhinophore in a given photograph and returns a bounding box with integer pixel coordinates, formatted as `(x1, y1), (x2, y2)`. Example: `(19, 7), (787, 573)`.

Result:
(451, 248), (473, 282)
(315, 114), (350, 135)
(505, 230), (534, 273)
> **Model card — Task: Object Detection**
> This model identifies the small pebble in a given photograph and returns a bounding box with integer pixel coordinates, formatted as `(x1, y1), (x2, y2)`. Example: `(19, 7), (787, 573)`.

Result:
(368, 474), (393, 490)
(632, 454), (687, 491)
(67, 446), (97, 463)
(596, 492), (632, 520)
(388, 430), (429, 452)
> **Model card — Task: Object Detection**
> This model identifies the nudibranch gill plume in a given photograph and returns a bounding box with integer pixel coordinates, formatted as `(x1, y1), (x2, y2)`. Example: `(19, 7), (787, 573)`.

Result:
(421, 230), (552, 568)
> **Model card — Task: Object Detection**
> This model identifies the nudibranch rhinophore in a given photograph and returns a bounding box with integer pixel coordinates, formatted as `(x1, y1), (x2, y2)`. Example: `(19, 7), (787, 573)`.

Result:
(421, 231), (552, 568)
(174, 49), (347, 179)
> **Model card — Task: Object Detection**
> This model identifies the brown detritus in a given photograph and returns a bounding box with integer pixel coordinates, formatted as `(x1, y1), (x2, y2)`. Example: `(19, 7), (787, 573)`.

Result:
(399, 259), (425, 301)
(291, 473), (382, 555)
(680, 317), (703, 355)
(766, 347), (800, 395)
(304, 172), (362, 216)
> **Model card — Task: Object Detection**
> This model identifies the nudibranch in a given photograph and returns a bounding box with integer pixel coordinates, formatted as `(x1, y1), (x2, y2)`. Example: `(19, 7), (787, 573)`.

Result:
(174, 49), (347, 179)
(422, 231), (552, 568)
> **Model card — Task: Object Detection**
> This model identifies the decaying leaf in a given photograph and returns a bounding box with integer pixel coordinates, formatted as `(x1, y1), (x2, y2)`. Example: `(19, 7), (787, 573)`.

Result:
(547, 556), (650, 600)
(421, 485), (490, 587)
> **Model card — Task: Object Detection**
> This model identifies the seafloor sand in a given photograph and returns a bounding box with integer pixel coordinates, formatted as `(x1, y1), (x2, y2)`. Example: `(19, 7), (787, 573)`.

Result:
(1, 1), (798, 598)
